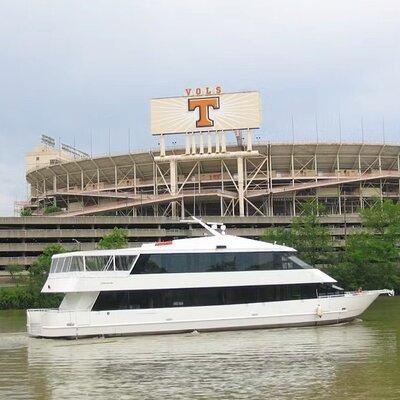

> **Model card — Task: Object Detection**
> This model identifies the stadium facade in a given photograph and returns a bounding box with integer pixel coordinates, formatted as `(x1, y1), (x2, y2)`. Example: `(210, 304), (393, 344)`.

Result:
(1, 138), (399, 272)
(23, 141), (400, 218)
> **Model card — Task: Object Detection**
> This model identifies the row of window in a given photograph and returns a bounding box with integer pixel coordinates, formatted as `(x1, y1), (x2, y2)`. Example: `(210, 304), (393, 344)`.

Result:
(50, 255), (136, 273)
(131, 252), (311, 274)
(50, 251), (312, 274)
(92, 284), (331, 311)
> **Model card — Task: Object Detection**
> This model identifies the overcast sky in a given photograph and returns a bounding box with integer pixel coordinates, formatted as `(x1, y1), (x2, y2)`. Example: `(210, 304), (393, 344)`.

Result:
(0, 0), (399, 215)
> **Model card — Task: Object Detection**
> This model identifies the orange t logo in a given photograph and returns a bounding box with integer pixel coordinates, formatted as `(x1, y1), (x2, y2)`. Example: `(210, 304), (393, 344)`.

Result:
(188, 97), (220, 128)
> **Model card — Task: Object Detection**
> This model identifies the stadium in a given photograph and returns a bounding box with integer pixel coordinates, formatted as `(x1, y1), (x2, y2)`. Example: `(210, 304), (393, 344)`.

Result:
(1, 136), (400, 272)
(1, 88), (400, 272)
(22, 139), (400, 219)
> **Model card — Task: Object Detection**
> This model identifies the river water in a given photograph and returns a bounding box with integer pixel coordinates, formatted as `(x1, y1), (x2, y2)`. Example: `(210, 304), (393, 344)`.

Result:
(0, 297), (399, 400)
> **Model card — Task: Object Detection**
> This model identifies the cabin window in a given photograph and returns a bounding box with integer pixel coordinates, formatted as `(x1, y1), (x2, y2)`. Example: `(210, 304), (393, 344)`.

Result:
(70, 256), (84, 272)
(85, 256), (113, 271)
(92, 283), (322, 311)
(50, 256), (84, 273)
(50, 254), (137, 273)
(285, 255), (312, 270)
(50, 258), (62, 273)
(115, 255), (136, 271)
(131, 252), (312, 274)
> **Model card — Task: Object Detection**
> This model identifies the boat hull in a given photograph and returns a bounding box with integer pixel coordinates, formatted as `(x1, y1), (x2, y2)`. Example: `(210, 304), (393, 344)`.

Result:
(27, 290), (386, 339)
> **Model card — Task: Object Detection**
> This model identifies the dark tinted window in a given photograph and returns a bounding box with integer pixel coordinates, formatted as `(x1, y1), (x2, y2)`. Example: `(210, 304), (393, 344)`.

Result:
(115, 255), (136, 271)
(131, 252), (311, 274)
(92, 283), (320, 311)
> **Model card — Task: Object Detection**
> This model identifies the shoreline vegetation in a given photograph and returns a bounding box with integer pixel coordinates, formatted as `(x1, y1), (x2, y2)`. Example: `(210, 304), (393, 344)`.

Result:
(263, 199), (400, 292)
(1, 202), (399, 310)
(0, 228), (128, 310)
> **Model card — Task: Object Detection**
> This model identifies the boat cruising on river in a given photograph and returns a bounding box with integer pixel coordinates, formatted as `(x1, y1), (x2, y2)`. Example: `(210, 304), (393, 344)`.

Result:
(27, 218), (393, 338)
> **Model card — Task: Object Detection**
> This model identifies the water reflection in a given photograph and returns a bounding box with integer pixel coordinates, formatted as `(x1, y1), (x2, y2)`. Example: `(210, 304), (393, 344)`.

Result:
(1, 319), (398, 400)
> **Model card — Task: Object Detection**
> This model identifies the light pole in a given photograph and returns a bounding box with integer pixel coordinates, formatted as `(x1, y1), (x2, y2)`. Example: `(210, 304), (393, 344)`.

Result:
(72, 239), (82, 251)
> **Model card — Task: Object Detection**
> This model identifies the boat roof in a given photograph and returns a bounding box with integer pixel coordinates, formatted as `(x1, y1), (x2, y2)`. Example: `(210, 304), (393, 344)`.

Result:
(54, 235), (296, 258)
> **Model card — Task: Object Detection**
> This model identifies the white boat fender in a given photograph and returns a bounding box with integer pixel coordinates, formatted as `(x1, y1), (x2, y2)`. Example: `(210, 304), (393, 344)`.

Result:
(316, 304), (323, 318)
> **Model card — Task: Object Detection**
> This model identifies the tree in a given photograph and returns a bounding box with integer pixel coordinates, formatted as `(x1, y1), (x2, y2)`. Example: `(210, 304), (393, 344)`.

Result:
(0, 244), (66, 310)
(360, 198), (400, 238)
(29, 244), (66, 287)
(5, 264), (25, 284)
(98, 227), (129, 249)
(263, 199), (334, 266)
(330, 200), (400, 290)
(20, 208), (32, 216)
(43, 204), (61, 214)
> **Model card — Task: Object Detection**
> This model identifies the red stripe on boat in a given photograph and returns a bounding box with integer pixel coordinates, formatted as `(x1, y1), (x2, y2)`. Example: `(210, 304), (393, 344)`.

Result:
(155, 240), (173, 246)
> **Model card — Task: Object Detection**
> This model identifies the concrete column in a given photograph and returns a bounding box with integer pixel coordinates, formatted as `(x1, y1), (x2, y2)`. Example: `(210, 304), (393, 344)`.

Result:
(314, 154), (318, 182)
(215, 132), (220, 153)
(153, 163), (157, 195)
(237, 156), (245, 217)
(185, 134), (191, 155)
(191, 134), (196, 155)
(291, 153), (295, 186)
(197, 162), (201, 193)
(81, 171), (84, 191)
(133, 163), (137, 195)
(53, 175), (57, 192)
(114, 165), (118, 194)
(170, 159), (178, 217)
(207, 132), (212, 153)
(160, 134), (166, 157)
(181, 197), (185, 219)
(221, 131), (226, 153)
(292, 192), (296, 216)
(247, 130), (253, 151)
(336, 153), (340, 179)
(199, 133), (204, 154)
(97, 169), (100, 192)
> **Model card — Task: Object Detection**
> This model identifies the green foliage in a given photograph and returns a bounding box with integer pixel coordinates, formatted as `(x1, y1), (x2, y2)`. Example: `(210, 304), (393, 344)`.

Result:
(0, 286), (62, 309)
(98, 227), (129, 249)
(29, 244), (66, 288)
(263, 199), (334, 266)
(20, 208), (32, 216)
(329, 200), (400, 291)
(262, 226), (293, 247)
(0, 244), (66, 310)
(360, 199), (400, 237)
(264, 199), (400, 290)
(5, 265), (25, 284)
(43, 204), (61, 214)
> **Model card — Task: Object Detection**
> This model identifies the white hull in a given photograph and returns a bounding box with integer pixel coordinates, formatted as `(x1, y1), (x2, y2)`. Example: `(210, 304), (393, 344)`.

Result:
(27, 290), (386, 339)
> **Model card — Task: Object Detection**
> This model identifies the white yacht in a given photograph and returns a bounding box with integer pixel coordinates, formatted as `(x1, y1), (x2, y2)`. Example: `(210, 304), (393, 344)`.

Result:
(27, 219), (392, 338)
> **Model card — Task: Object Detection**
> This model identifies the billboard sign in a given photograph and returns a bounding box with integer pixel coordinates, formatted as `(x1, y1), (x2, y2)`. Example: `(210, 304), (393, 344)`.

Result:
(150, 89), (261, 135)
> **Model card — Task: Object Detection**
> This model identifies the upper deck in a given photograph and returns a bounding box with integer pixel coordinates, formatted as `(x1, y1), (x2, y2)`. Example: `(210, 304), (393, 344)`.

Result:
(43, 233), (335, 294)
(49, 235), (295, 274)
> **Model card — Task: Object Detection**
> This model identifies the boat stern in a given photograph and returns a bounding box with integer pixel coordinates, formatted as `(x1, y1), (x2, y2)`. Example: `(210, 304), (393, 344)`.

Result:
(26, 308), (89, 338)
(26, 309), (53, 337)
